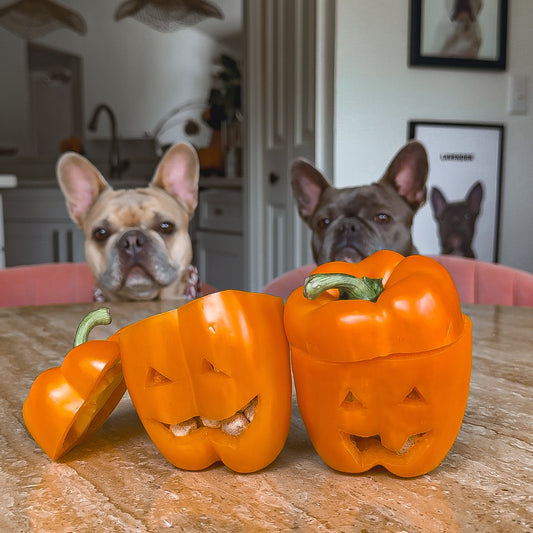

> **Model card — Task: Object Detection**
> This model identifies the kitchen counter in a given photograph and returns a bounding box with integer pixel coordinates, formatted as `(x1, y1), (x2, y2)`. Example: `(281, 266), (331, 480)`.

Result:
(0, 155), (242, 189)
(0, 301), (531, 532)
(0, 174), (17, 188)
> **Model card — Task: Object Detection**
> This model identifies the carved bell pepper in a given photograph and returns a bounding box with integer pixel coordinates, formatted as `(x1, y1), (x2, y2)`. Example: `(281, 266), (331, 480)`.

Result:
(115, 290), (292, 473)
(284, 250), (472, 477)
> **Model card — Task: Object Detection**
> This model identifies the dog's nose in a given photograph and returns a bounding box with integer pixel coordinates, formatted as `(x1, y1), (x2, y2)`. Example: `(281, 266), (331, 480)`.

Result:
(119, 230), (145, 256)
(339, 220), (358, 234)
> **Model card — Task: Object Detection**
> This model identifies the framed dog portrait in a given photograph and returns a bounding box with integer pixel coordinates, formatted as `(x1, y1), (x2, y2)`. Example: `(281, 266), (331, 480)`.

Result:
(408, 120), (504, 262)
(409, 0), (508, 70)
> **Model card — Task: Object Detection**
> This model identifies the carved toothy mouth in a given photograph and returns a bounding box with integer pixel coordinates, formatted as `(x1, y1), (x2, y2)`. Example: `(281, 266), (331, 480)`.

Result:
(347, 432), (428, 455)
(162, 396), (258, 438)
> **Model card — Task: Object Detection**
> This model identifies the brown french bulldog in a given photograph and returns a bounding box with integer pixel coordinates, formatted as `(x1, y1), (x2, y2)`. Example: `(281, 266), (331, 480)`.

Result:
(57, 143), (199, 301)
(290, 141), (429, 265)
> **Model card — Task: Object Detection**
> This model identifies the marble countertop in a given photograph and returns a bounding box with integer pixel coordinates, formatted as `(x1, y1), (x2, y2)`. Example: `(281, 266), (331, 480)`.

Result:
(0, 301), (531, 532)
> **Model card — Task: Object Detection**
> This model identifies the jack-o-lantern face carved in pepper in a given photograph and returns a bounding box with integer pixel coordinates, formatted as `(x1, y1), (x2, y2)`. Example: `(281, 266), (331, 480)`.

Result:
(284, 250), (472, 477)
(116, 291), (292, 473)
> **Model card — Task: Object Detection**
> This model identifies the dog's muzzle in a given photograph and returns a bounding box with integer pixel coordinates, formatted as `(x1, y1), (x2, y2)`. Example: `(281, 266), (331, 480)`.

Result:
(331, 219), (368, 263)
(100, 229), (178, 294)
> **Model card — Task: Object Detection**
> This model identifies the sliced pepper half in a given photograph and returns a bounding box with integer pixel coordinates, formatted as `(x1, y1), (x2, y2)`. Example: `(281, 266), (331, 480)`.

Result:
(23, 308), (125, 460)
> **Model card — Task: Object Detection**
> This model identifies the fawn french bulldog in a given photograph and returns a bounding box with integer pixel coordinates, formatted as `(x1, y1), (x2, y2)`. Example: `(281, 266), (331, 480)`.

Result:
(57, 143), (200, 301)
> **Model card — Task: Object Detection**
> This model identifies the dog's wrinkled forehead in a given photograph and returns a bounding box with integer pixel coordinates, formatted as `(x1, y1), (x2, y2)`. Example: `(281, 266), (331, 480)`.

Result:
(86, 188), (186, 230)
(316, 183), (406, 218)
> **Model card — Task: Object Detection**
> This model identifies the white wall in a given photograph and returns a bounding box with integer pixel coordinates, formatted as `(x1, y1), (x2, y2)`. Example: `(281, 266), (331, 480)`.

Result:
(334, 0), (533, 272)
(0, 0), (235, 154)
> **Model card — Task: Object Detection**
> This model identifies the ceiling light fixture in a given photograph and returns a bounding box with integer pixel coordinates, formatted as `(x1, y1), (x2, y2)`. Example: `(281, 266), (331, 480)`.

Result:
(114, 0), (224, 33)
(0, 0), (86, 40)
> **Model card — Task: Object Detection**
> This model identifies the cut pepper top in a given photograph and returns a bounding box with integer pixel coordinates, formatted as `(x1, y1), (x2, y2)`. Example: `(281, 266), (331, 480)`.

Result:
(284, 250), (465, 363)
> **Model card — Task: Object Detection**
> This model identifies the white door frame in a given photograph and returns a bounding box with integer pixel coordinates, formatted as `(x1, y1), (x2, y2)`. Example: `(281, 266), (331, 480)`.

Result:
(243, 0), (335, 292)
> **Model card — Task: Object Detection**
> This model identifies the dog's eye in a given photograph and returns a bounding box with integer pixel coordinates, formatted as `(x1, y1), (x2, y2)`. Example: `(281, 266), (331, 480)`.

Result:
(92, 227), (109, 242)
(157, 221), (175, 234)
(374, 213), (392, 225)
(317, 217), (331, 229)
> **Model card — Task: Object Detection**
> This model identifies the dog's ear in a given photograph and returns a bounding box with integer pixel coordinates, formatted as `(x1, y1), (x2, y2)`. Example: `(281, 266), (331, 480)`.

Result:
(57, 152), (110, 226)
(290, 159), (330, 224)
(151, 143), (199, 218)
(466, 181), (483, 215)
(430, 186), (448, 219)
(380, 141), (428, 211)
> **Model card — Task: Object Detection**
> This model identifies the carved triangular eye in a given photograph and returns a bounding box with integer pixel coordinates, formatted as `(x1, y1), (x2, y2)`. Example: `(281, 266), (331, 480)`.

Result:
(202, 358), (229, 377)
(146, 367), (172, 388)
(404, 387), (425, 402)
(341, 391), (364, 407)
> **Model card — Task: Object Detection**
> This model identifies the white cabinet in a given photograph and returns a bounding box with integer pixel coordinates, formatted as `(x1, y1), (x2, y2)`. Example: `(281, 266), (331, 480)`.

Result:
(195, 188), (244, 291)
(3, 188), (85, 266)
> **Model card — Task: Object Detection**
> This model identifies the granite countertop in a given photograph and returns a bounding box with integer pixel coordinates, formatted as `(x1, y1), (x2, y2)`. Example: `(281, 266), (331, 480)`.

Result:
(0, 302), (531, 532)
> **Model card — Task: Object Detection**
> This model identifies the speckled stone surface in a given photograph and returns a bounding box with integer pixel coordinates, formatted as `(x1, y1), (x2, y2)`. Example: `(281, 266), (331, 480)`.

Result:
(0, 301), (531, 532)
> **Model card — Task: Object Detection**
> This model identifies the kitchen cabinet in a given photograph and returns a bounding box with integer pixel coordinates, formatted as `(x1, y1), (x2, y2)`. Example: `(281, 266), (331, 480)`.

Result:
(0, 174), (18, 268)
(3, 188), (85, 266)
(194, 187), (244, 291)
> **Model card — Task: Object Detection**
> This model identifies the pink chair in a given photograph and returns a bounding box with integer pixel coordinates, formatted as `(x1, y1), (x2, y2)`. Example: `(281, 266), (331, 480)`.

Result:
(0, 262), (96, 307)
(430, 255), (533, 306)
(262, 255), (533, 307)
(0, 262), (218, 307)
(263, 264), (316, 299)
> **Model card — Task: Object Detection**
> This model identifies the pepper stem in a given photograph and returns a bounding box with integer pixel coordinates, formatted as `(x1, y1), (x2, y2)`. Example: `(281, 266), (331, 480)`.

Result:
(303, 273), (384, 302)
(73, 308), (112, 347)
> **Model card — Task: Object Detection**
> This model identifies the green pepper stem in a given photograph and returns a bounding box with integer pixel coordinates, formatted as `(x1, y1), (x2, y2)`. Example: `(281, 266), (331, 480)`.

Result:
(73, 308), (112, 347)
(303, 273), (384, 302)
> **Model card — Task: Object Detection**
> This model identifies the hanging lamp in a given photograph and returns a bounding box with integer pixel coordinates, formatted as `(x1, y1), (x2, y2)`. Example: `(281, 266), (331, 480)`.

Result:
(0, 0), (86, 40)
(114, 0), (224, 33)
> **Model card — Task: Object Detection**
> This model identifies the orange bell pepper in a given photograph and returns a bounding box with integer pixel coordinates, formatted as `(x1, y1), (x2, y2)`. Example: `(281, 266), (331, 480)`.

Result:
(23, 308), (126, 460)
(114, 290), (292, 473)
(284, 250), (472, 477)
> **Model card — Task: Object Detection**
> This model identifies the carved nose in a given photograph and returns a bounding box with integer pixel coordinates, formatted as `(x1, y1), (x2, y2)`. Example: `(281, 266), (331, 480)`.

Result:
(119, 230), (145, 257)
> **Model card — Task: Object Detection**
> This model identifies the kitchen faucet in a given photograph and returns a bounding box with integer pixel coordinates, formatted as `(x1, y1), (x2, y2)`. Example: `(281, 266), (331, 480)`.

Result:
(88, 103), (129, 179)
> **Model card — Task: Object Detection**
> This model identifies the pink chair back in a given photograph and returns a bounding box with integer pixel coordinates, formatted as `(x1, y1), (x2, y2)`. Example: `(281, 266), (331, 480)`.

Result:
(0, 262), (219, 307)
(262, 255), (533, 307)
(263, 264), (316, 299)
(430, 255), (533, 306)
(0, 262), (95, 307)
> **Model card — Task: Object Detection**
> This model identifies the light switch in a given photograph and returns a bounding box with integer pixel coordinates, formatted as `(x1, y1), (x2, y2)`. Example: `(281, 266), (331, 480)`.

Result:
(508, 74), (528, 115)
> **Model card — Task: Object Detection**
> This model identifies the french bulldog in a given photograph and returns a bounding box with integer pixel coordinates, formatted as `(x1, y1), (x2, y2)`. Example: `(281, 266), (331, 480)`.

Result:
(430, 180), (483, 258)
(439, 0), (483, 58)
(57, 143), (199, 301)
(290, 141), (428, 265)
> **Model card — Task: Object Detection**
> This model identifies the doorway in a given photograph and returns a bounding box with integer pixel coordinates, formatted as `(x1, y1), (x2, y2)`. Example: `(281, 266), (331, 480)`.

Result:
(27, 44), (83, 156)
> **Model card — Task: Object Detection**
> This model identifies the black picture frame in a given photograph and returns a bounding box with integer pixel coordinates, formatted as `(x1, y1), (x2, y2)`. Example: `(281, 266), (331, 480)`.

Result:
(408, 120), (504, 262)
(409, 0), (508, 70)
